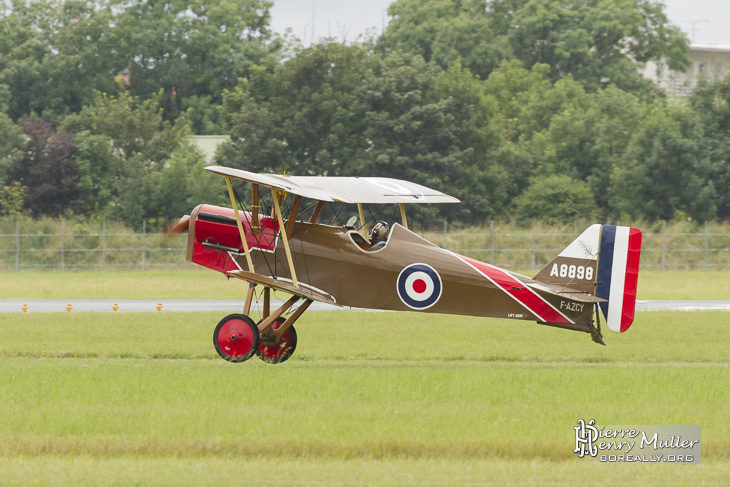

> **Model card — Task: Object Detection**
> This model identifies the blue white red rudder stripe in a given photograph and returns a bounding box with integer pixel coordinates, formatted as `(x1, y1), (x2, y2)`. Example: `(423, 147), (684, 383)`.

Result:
(596, 225), (642, 333)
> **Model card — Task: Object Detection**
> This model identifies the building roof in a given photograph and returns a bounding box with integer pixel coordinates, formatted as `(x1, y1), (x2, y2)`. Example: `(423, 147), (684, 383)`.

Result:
(690, 43), (730, 53)
(190, 135), (230, 162)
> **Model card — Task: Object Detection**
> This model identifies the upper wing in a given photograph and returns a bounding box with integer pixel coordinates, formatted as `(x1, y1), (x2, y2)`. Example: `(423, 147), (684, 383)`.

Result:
(205, 166), (460, 204)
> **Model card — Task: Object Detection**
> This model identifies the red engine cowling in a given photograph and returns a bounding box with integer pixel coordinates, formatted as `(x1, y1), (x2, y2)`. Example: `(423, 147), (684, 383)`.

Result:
(186, 204), (280, 274)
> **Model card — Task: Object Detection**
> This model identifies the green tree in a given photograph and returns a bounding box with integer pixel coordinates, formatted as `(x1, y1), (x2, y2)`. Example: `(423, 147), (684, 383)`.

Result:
(0, 112), (26, 216)
(0, 0), (121, 121)
(609, 102), (715, 221)
(0, 181), (26, 217)
(513, 174), (597, 224)
(110, 0), (279, 123)
(10, 119), (84, 217)
(383, 0), (689, 93)
(382, 0), (510, 80)
(0, 112), (24, 182)
(63, 90), (190, 170)
(220, 43), (499, 222)
(43, 0), (121, 118)
(72, 131), (120, 217)
(689, 76), (730, 220)
(0, 1), (51, 121)
(530, 85), (644, 210)
(219, 42), (377, 175)
(63, 90), (211, 226)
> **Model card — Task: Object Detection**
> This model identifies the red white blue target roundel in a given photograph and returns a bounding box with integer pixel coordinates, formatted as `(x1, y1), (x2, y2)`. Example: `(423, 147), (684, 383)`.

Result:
(397, 263), (442, 310)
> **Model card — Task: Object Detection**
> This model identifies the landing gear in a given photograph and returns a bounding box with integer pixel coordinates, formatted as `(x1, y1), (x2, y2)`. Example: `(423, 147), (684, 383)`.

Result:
(213, 314), (260, 362)
(257, 318), (297, 364)
(211, 285), (313, 364)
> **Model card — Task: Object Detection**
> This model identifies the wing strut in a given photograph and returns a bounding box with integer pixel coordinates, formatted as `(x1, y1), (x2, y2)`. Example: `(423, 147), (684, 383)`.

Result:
(357, 203), (369, 237)
(309, 201), (326, 223)
(270, 187), (299, 288)
(399, 203), (408, 230)
(225, 177), (255, 272)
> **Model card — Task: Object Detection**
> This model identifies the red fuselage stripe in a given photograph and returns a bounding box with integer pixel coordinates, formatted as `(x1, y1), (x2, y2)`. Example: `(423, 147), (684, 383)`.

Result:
(454, 253), (573, 324)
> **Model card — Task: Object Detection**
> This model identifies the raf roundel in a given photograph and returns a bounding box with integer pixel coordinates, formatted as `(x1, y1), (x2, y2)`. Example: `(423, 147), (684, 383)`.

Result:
(397, 263), (443, 310)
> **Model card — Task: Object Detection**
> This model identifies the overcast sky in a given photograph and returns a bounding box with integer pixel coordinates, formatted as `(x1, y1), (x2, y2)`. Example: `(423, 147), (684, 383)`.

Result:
(270, 0), (730, 46)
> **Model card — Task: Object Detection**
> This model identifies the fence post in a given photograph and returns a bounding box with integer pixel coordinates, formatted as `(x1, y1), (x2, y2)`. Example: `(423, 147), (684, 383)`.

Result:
(61, 219), (65, 270)
(142, 220), (146, 272)
(490, 220), (495, 265)
(443, 220), (447, 249)
(661, 220), (667, 272)
(102, 221), (106, 272)
(177, 239), (186, 269)
(15, 220), (19, 272)
(531, 221), (536, 270)
(705, 221), (709, 270)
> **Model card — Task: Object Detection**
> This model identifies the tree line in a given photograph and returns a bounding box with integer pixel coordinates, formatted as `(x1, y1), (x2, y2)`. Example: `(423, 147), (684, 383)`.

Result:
(1, 0), (728, 229)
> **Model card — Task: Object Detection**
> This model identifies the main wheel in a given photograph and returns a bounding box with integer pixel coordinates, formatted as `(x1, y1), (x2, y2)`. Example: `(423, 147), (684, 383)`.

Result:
(256, 318), (297, 364)
(213, 314), (260, 362)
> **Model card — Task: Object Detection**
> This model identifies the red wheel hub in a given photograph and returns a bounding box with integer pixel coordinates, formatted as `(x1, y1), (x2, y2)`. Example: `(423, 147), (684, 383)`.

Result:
(213, 314), (259, 362)
(218, 318), (256, 357)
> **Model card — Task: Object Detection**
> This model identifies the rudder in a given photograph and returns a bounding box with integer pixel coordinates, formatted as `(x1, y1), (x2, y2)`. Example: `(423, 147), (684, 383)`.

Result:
(595, 225), (642, 333)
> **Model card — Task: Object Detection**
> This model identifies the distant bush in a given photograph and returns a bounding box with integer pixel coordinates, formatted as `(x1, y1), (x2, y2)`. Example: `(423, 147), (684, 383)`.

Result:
(513, 175), (597, 224)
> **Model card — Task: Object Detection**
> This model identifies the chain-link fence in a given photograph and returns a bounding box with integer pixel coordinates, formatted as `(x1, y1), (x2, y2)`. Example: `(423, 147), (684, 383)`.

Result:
(0, 221), (190, 271)
(424, 221), (730, 271)
(1, 220), (728, 271)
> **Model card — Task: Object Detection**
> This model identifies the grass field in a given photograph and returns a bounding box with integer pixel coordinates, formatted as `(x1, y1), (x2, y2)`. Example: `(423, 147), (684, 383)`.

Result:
(1, 268), (729, 300)
(0, 272), (729, 485)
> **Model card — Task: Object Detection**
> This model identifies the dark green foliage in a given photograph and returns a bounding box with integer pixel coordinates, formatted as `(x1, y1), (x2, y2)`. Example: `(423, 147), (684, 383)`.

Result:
(61, 90), (224, 228)
(383, 0), (689, 94)
(0, 0), (725, 226)
(513, 175), (597, 224)
(219, 43), (500, 222)
(0, 0), (121, 122)
(689, 78), (730, 220)
(609, 103), (716, 221)
(11, 119), (83, 217)
(110, 0), (278, 122)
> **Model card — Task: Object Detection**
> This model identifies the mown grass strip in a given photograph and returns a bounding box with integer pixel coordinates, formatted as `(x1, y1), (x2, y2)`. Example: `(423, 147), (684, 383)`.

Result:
(1, 358), (728, 460)
(0, 269), (728, 300)
(1, 435), (728, 461)
(1, 311), (728, 363)
(0, 457), (728, 487)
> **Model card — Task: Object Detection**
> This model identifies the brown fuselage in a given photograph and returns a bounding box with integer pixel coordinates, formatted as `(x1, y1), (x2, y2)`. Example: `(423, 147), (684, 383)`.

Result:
(188, 205), (596, 333)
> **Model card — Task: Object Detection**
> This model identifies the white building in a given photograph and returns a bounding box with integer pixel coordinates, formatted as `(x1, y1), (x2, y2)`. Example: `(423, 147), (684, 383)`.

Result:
(190, 135), (230, 163)
(642, 43), (730, 95)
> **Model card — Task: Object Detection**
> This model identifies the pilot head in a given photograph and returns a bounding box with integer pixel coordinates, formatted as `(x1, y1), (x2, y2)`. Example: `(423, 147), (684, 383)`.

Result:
(369, 221), (389, 244)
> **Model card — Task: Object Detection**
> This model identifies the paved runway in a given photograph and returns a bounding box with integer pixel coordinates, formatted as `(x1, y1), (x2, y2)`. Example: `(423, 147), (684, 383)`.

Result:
(1, 299), (729, 313)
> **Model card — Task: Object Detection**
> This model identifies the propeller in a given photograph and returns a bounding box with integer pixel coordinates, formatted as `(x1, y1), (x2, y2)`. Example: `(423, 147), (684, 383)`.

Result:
(164, 214), (191, 236)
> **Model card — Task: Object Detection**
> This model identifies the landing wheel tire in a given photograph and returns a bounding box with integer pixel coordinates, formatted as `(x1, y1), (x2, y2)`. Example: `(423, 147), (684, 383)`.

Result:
(213, 314), (260, 362)
(256, 318), (297, 364)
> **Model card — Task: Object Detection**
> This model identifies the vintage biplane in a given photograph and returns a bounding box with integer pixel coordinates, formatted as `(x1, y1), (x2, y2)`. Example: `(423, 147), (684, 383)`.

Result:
(172, 166), (642, 364)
